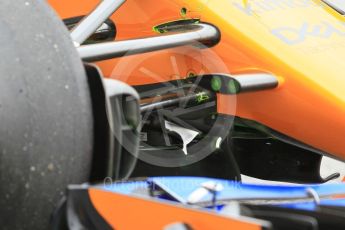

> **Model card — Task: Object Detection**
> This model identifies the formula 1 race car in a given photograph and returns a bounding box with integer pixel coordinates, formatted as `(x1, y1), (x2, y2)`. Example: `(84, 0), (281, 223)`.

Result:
(1, 0), (345, 229)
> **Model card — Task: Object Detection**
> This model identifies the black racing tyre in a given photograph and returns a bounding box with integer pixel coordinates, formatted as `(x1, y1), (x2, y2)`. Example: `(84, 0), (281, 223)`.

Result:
(0, 1), (93, 229)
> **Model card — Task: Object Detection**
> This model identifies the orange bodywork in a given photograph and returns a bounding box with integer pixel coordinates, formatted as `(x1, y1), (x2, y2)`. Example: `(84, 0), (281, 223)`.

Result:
(49, 0), (345, 160)
(88, 188), (264, 230)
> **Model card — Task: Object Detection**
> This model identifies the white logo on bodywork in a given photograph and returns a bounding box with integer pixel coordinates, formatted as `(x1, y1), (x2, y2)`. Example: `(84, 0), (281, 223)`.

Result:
(271, 21), (345, 45)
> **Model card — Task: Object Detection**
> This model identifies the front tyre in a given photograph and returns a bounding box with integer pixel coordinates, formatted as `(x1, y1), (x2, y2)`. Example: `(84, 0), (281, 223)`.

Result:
(0, 1), (94, 229)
